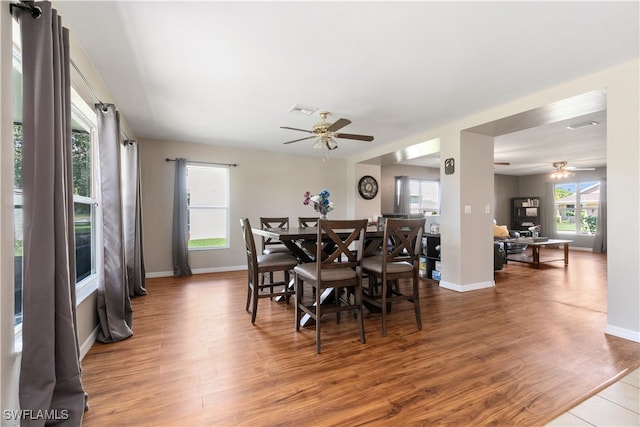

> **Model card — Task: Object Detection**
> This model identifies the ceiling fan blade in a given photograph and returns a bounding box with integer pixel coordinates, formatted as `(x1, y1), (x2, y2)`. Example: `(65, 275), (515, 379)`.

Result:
(327, 118), (351, 132)
(567, 167), (596, 171)
(283, 136), (316, 144)
(334, 132), (374, 142)
(494, 162), (511, 166)
(280, 126), (313, 133)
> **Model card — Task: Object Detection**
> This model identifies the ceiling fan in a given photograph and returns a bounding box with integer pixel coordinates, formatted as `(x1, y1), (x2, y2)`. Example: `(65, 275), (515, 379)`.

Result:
(550, 161), (595, 178)
(281, 111), (374, 150)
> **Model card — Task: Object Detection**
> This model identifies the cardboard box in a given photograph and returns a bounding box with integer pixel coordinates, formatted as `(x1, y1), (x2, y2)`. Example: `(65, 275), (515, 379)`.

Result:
(432, 270), (441, 281)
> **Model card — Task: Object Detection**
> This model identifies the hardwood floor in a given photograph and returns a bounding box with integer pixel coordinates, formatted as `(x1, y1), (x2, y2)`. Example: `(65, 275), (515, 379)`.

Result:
(80, 249), (639, 426)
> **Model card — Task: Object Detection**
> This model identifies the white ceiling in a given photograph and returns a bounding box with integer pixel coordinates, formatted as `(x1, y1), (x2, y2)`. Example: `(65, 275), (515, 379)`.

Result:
(53, 1), (638, 176)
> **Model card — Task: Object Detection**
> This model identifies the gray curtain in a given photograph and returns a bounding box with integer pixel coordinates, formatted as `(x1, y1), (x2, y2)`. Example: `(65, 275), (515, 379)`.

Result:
(17, 2), (87, 424)
(593, 178), (607, 253)
(172, 158), (192, 277)
(95, 104), (133, 343)
(394, 175), (411, 214)
(542, 182), (558, 239)
(121, 140), (147, 296)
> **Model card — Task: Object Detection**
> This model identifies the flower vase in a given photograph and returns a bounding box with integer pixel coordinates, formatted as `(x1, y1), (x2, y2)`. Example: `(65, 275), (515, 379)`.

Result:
(319, 214), (327, 220)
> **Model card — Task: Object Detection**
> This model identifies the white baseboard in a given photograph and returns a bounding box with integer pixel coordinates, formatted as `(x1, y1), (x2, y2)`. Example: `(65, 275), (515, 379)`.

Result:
(146, 265), (246, 278)
(439, 280), (495, 292)
(80, 326), (99, 361)
(604, 324), (640, 343)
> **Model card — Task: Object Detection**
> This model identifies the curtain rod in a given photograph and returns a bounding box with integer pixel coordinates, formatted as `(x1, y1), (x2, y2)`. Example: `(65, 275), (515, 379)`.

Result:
(10, 1), (42, 19)
(165, 158), (238, 168)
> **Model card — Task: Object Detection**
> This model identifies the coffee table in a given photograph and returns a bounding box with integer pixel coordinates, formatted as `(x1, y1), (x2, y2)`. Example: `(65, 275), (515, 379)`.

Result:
(505, 238), (573, 268)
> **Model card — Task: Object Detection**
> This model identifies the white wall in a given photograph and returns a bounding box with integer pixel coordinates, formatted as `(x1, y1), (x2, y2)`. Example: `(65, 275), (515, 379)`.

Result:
(139, 138), (347, 275)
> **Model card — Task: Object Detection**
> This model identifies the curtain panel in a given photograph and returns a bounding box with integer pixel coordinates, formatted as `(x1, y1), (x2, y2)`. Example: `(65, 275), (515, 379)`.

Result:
(95, 104), (133, 343)
(593, 178), (607, 253)
(172, 158), (192, 277)
(121, 140), (147, 296)
(17, 2), (87, 424)
(393, 176), (411, 214)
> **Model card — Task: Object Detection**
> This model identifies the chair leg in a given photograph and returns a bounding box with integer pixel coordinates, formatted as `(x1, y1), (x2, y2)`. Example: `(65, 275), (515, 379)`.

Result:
(413, 275), (422, 330)
(251, 279), (259, 324)
(356, 283), (366, 344)
(316, 285), (322, 354)
(295, 275), (301, 331)
(380, 279), (388, 337)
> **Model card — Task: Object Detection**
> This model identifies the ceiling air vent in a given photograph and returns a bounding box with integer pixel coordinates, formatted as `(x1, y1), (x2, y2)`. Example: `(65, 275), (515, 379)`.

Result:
(288, 104), (318, 115)
(567, 120), (598, 130)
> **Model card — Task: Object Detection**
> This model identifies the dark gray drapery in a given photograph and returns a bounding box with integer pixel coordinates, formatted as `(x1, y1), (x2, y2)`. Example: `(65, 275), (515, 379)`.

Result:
(394, 175), (411, 214)
(121, 140), (147, 296)
(95, 104), (133, 343)
(172, 158), (192, 277)
(542, 182), (558, 239)
(593, 178), (607, 253)
(17, 2), (87, 424)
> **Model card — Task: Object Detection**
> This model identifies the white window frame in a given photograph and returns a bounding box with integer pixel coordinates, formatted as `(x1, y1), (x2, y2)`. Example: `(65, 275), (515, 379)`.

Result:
(553, 180), (600, 235)
(409, 179), (440, 215)
(186, 163), (230, 250)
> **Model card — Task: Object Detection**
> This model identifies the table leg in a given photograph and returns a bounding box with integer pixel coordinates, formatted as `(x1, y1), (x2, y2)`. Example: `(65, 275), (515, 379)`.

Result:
(532, 246), (540, 268)
(564, 242), (569, 266)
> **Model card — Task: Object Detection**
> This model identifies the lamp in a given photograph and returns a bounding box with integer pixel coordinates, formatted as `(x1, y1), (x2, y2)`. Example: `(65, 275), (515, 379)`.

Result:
(550, 161), (573, 179)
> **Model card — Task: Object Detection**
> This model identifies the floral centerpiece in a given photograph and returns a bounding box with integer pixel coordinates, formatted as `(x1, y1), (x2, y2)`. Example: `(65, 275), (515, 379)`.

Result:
(528, 225), (541, 237)
(303, 189), (334, 218)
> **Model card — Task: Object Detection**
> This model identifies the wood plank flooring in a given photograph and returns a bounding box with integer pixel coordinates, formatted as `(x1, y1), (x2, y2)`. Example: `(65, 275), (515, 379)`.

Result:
(79, 249), (639, 426)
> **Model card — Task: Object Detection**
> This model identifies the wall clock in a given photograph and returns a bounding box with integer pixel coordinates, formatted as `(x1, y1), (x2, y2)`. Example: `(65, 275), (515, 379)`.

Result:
(358, 175), (378, 200)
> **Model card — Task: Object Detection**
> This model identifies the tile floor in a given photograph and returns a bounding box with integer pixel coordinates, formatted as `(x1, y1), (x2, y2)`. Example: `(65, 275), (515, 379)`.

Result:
(546, 368), (640, 426)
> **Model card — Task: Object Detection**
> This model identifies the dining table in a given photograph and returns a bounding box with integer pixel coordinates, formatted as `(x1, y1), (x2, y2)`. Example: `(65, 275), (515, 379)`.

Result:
(251, 224), (385, 326)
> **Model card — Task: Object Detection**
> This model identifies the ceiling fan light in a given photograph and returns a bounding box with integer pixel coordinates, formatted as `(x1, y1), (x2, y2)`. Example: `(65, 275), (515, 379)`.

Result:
(313, 139), (323, 149)
(326, 138), (338, 150)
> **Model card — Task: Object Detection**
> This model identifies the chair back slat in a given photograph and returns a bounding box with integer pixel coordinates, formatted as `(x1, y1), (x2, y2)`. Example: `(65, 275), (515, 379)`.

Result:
(298, 217), (320, 228)
(260, 217), (289, 250)
(240, 217), (258, 269)
(316, 219), (368, 274)
(384, 218), (424, 264)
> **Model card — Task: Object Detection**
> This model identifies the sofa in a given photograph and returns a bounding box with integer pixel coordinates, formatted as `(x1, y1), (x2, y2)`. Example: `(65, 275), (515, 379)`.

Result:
(494, 242), (506, 271)
(493, 224), (528, 255)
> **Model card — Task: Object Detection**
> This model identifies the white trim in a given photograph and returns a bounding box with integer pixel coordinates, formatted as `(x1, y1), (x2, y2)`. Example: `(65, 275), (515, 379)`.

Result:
(80, 326), (99, 361)
(145, 265), (246, 278)
(604, 324), (640, 343)
(439, 280), (495, 292)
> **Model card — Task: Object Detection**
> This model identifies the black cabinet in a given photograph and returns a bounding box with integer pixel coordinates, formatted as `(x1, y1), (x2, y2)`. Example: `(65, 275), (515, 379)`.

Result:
(511, 197), (541, 232)
(423, 233), (441, 280)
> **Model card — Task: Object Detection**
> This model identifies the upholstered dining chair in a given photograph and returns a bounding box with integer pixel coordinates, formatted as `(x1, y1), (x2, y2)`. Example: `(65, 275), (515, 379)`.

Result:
(240, 218), (299, 324)
(294, 218), (368, 353)
(361, 218), (424, 336)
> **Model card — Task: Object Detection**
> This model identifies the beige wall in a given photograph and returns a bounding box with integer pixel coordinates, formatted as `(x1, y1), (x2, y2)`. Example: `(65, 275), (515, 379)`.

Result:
(139, 138), (348, 275)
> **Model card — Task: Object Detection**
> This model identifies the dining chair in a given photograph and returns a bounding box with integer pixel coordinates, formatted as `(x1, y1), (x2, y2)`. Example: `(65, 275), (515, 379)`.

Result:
(260, 217), (292, 255)
(294, 218), (368, 353)
(260, 217), (294, 287)
(361, 218), (424, 336)
(240, 218), (300, 324)
(298, 217), (320, 228)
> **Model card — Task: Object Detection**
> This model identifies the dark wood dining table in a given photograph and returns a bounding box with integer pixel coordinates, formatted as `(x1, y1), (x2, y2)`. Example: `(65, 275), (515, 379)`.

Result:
(251, 225), (385, 326)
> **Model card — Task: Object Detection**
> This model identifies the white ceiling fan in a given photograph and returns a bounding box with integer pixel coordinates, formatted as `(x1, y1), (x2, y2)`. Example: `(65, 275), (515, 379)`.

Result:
(550, 161), (595, 178)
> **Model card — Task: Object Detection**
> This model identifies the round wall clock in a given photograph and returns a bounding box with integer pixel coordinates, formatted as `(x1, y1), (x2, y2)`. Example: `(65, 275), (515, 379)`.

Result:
(358, 175), (378, 200)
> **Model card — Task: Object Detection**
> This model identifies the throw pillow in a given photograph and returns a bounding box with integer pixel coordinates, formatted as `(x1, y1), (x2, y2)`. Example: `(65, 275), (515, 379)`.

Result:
(494, 224), (510, 238)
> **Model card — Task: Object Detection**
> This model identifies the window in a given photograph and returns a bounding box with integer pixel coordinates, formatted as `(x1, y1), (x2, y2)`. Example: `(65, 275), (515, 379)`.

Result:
(12, 18), (99, 330)
(186, 164), (229, 249)
(409, 179), (440, 215)
(554, 181), (600, 234)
